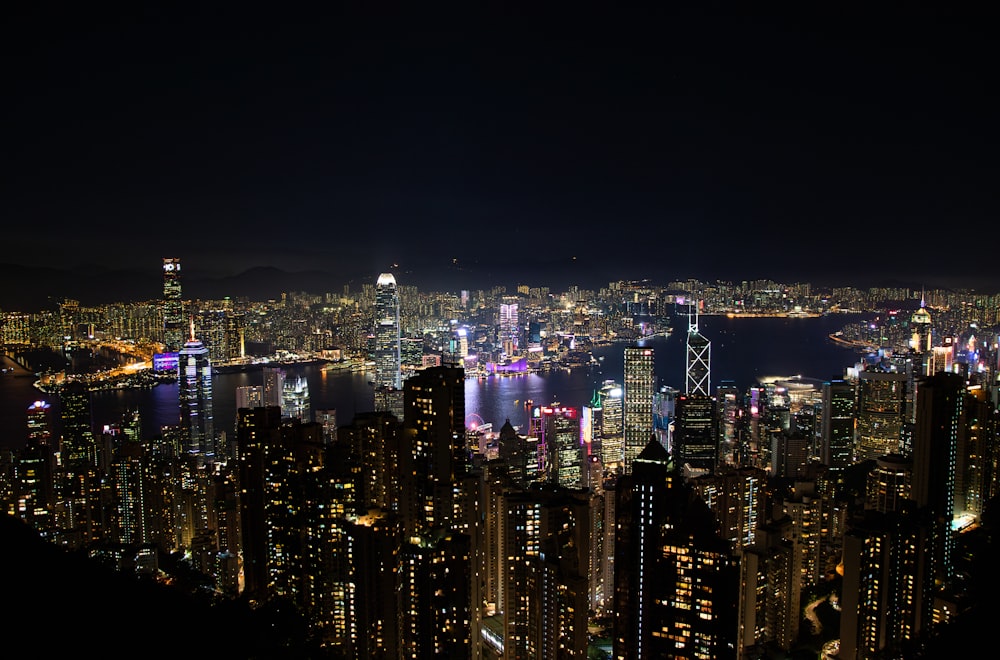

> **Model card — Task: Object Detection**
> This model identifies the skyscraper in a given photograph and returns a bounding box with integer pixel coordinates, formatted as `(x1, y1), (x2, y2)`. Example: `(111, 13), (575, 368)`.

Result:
(820, 377), (856, 493)
(674, 392), (719, 476)
(282, 374), (311, 423)
(374, 272), (401, 391)
(162, 257), (184, 353)
(623, 346), (655, 474)
(686, 299), (711, 396)
(613, 438), (740, 658)
(498, 295), (519, 357)
(598, 380), (624, 468)
(178, 320), (214, 457)
(539, 404), (583, 488)
(262, 366), (285, 411)
(856, 369), (908, 461)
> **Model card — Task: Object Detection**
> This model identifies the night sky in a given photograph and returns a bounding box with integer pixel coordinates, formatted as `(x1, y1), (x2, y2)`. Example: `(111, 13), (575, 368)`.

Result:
(3, 5), (998, 294)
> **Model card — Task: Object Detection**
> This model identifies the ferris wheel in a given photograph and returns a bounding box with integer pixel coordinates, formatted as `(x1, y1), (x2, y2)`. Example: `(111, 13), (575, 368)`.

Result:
(465, 412), (486, 430)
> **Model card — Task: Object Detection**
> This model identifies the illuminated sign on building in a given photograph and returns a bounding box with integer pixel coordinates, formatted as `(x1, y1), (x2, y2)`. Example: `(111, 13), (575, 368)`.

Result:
(153, 352), (179, 372)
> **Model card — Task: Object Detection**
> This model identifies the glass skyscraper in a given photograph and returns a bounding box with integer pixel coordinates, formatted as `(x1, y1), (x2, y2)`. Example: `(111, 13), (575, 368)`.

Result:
(374, 272), (401, 390)
(178, 324), (214, 456)
(162, 257), (184, 353)
(623, 346), (655, 474)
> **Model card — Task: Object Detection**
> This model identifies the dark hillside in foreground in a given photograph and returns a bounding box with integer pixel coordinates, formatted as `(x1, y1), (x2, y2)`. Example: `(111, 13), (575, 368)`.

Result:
(0, 514), (318, 658)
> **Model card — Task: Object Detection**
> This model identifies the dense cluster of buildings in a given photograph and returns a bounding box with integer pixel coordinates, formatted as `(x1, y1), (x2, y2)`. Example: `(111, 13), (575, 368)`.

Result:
(1, 259), (999, 658)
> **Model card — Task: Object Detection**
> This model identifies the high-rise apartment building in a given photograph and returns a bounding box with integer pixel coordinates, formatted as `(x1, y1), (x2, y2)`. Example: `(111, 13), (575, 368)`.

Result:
(162, 257), (184, 353)
(623, 346), (655, 474)
(374, 272), (401, 391)
(402, 364), (466, 535)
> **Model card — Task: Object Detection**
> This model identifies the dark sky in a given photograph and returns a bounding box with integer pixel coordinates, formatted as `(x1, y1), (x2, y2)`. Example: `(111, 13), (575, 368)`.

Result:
(3, 5), (998, 293)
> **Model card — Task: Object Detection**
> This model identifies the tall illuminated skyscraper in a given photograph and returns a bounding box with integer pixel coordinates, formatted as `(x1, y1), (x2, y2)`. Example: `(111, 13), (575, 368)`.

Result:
(178, 320), (214, 456)
(623, 346), (655, 474)
(374, 272), (401, 390)
(856, 369), (907, 461)
(498, 295), (519, 357)
(686, 299), (711, 396)
(162, 257), (184, 353)
(598, 380), (624, 468)
(262, 366), (285, 410)
(282, 374), (311, 423)
(820, 377), (857, 493)
(674, 393), (719, 476)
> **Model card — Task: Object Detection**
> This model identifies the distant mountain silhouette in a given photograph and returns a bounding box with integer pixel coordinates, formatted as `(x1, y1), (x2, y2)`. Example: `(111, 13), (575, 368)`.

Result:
(1, 260), (987, 313)
(0, 263), (363, 311)
(0, 259), (618, 311)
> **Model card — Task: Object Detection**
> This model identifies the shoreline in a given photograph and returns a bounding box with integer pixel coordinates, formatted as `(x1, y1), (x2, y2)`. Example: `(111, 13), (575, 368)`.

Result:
(0, 353), (36, 378)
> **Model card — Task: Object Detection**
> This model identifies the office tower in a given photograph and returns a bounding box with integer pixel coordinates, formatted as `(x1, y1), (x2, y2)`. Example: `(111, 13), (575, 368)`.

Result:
(498, 295), (519, 357)
(598, 380), (624, 469)
(613, 438), (740, 659)
(262, 366), (286, 410)
(653, 384), (678, 453)
(686, 299), (711, 396)
(857, 369), (908, 461)
(374, 272), (401, 390)
(910, 294), (933, 354)
(162, 257), (184, 353)
(26, 399), (54, 448)
(235, 385), (263, 410)
(315, 408), (337, 444)
(771, 430), (811, 479)
(716, 379), (739, 464)
(674, 392), (718, 476)
(282, 374), (311, 423)
(581, 396), (599, 477)
(820, 377), (857, 493)
(178, 322), (214, 457)
(19, 400), (56, 532)
(537, 405), (582, 488)
(622, 346), (655, 474)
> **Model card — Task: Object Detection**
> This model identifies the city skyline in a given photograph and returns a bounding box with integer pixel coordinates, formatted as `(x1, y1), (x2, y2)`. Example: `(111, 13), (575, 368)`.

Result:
(3, 6), (997, 297)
